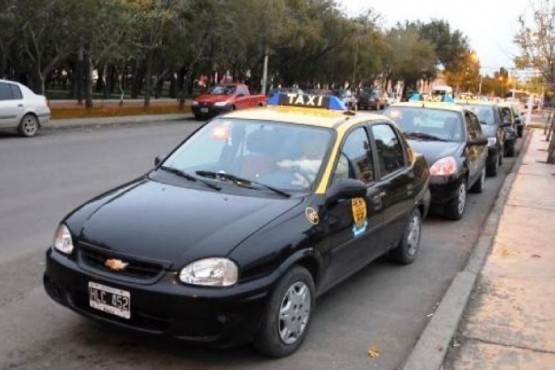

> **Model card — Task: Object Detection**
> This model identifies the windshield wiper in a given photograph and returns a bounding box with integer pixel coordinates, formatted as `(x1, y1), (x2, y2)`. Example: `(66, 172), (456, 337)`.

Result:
(196, 170), (290, 198)
(404, 132), (447, 142)
(160, 166), (221, 191)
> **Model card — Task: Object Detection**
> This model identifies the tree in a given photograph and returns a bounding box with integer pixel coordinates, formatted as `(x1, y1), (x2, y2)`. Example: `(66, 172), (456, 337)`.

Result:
(514, 1), (555, 163)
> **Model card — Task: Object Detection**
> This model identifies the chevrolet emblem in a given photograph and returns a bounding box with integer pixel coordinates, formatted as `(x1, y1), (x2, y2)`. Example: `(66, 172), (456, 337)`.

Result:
(104, 258), (128, 271)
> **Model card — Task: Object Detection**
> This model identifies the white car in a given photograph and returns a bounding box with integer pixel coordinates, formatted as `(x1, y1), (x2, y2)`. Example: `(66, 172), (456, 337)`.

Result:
(0, 79), (50, 137)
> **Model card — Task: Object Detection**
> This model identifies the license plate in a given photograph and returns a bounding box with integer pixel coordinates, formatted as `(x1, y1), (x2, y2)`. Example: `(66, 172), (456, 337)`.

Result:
(200, 108), (208, 113)
(88, 282), (131, 319)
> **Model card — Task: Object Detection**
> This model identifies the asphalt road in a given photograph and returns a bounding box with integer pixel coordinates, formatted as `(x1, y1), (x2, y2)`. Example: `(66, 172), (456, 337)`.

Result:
(0, 120), (522, 370)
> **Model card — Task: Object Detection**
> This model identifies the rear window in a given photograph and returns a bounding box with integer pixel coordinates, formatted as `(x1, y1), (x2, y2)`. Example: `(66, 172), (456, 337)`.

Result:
(10, 85), (22, 99)
(384, 107), (464, 142)
(0, 83), (13, 100)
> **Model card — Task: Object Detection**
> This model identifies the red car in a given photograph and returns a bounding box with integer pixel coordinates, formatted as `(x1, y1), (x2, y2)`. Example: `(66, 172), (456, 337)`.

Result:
(192, 84), (266, 119)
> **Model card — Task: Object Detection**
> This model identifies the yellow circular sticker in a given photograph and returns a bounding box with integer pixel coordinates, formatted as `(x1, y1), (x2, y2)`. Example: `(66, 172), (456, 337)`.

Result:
(305, 207), (319, 225)
(351, 198), (367, 228)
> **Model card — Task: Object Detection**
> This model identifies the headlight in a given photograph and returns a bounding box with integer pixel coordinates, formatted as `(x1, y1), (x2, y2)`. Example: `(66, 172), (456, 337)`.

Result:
(53, 224), (74, 254)
(429, 156), (457, 176)
(487, 137), (497, 147)
(214, 101), (229, 107)
(192, 101), (199, 106)
(179, 258), (238, 287)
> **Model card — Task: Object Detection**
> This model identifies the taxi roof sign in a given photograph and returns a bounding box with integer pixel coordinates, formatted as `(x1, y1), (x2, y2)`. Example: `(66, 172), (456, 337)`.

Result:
(267, 93), (346, 111)
(409, 92), (454, 103)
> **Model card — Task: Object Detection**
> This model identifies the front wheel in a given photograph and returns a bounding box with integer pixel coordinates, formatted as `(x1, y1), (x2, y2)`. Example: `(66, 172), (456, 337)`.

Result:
(253, 266), (315, 358)
(389, 208), (422, 264)
(444, 180), (467, 220)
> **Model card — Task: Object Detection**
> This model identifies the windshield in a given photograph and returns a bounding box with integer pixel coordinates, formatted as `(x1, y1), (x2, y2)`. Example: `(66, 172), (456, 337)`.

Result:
(466, 105), (495, 125)
(208, 85), (236, 95)
(384, 107), (464, 142)
(162, 118), (333, 192)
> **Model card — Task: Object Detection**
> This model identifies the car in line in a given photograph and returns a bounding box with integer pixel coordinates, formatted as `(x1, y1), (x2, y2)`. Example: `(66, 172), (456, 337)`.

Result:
(0, 79), (50, 137)
(455, 101), (509, 177)
(384, 102), (488, 220)
(357, 88), (387, 110)
(44, 93), (430, 358)
(191, 83), (266, 120)
(499, 101), (524, 138)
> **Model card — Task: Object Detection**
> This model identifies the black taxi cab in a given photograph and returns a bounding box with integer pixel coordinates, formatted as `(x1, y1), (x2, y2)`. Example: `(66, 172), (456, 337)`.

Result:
(384, 100), (488, 220)
(43, 93), (431, 358)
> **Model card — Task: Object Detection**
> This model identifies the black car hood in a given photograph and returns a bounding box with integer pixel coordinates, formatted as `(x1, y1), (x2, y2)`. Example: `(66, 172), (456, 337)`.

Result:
(74, 179), (302, 267)
(408, 140), (465, 166)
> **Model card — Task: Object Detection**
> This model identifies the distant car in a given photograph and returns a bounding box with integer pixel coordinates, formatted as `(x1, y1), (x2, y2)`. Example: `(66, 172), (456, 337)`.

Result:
(44, 92), (430, 358)
(456, 101), (509, 177)
(332, 89), (357, 109)
(192, 84), (266, 120)
(384, 102), (488, 220)
(0, 79), (50, 137)
(357, 88), (387, 110)
(267, 87), (305, 97)
(386, 92), (397, 106)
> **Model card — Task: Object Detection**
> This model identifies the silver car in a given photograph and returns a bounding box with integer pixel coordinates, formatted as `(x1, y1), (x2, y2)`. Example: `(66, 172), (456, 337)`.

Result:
(0, 80), (50, 137)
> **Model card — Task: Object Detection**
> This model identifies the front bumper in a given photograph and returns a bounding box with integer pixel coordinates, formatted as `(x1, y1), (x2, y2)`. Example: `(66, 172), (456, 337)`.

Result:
(43, 247), (270, 346)
(429, 174), (465, 205)
(191, 104), (229, 119)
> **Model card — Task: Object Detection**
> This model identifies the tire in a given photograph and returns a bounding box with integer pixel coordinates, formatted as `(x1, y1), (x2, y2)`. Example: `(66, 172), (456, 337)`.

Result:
(517, 126), (523, 138)
(444, 180), (467, 220)
(469, 168), (486, 194)
(389, 208), (422, 264)
(253, 266), (315, 358)
(18, 114), (39, 137)
(505, 140), (515, 157)
(193, 114), (201, 120)
(486, 151), (499, 177)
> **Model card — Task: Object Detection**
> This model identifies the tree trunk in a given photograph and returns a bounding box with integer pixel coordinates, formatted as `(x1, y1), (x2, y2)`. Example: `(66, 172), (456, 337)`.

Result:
(84, 53), (94, 109)
(102, 64), (109, 99)
(547, 124), (555, 163)
(77, 47), (84, 105)
(169, 71), (176, 99)
(108, 64), (116, 95)
(144, 50), (154, 108)
(131, 59), (141, 99)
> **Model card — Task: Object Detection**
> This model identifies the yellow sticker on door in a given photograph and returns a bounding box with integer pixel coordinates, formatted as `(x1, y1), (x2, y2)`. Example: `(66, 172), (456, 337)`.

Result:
(352, 197), (368, 237)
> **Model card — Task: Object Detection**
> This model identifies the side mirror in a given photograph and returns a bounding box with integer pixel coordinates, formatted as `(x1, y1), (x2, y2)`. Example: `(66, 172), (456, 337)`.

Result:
(154, 155), (164, 167)
(325, 178), (367, 206)
(500, 121), (511, 128)
(514, 117), (521, 124)
(467, 137), (488, 146)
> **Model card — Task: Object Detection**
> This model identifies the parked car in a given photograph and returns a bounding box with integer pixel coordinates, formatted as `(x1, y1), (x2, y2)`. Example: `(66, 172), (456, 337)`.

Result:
(44, 92), (430, 358)
(384, 102), (488, 220)
(332, 89), (357, 109)
(456, 101), (509, 177)
(497, 104), (519, 157)
(357, 88), (387, 110)
(0, 79), (50, 137)
(499, 102), (524, 138)
(192, 84), (266, 120)
(267, 87), (305, 97)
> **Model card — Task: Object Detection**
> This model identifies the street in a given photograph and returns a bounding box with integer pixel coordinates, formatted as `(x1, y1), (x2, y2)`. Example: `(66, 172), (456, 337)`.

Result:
(0, 121), (522, 370)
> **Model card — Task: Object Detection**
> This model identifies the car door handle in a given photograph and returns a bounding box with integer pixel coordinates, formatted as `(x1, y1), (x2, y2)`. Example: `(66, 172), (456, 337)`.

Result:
(17, 104), (23, 107)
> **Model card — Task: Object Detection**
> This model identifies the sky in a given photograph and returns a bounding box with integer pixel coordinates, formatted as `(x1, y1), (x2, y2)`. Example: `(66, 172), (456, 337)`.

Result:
(338, 0), (532, 76)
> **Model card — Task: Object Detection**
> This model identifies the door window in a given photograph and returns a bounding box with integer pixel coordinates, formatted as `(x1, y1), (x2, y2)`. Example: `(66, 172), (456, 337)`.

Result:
(371, 124), (405, 177)
(332, 127), (374, 184)
(0, 83), (14, 101)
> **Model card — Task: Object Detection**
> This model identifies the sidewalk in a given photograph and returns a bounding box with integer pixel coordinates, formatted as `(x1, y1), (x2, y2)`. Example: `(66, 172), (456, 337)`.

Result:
(446, 129), (555, 369)
(47, 113), (193, 130)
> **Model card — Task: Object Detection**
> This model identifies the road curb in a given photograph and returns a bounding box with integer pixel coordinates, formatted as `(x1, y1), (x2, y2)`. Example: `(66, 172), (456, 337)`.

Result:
(401, 129), (534, 370)
(46, 113), (193, 130)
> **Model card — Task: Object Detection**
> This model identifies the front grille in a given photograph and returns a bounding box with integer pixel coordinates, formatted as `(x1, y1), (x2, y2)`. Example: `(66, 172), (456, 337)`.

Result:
(79, 245), (164, 280)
